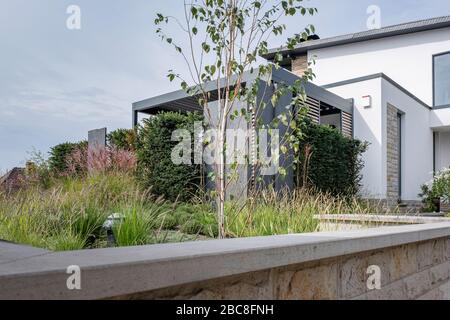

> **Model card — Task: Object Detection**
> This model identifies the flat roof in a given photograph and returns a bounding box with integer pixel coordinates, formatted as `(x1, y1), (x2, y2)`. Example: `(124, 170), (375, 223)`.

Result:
(132, 67), (353, 116)
(322, 73), (432, 110)
(263, 15), (450, 60)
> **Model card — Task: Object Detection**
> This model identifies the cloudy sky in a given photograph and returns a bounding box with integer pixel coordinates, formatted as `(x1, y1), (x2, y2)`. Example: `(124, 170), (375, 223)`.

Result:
(1, 0), (450, 173)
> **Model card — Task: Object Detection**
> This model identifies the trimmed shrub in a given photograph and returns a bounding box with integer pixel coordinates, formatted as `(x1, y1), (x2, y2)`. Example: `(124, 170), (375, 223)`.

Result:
(48, 141), (87, 174)
(295, 118), (368, 197)
(136, 112), (203, 202)
(420, 168), (450, 212)
(107, 129), (136, 151)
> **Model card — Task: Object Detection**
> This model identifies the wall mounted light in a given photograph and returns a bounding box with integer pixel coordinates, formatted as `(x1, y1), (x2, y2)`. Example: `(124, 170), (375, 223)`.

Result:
(361, 95), (372, 109)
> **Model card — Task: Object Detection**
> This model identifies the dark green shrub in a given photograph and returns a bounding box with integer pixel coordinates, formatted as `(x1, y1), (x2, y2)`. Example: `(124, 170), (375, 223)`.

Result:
(295, 118), (368, 197)
(136, 112), (203, 202)
(107, 129), (136, 151)
(48, 141), (87, 174)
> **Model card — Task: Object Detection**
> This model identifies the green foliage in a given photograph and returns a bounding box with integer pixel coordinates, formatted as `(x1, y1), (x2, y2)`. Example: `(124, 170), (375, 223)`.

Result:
(155, 1), (320, 239)
(107, 128), (136, 151)
(0, 170), (392, 250)
(26, 150), (53, 189)
(420, 168), (450, 212)
(294, 118), (368, 197)
(175, 204), (218, 238)
(224, 189), (380, 238)
(67, 205), (108, 246)
(0, 172), (148, 250)
(112, 206), (160, 247)
(45, 232), (88, 252)
(48, 141), (87, 174)
(136, 112), (203, 202)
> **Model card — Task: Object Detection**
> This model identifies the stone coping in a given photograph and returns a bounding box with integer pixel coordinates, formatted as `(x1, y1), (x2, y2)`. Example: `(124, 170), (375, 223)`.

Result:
(0, 241), (50, 265)
(1, 222), (450, 300)
(315, 214), (450, 224)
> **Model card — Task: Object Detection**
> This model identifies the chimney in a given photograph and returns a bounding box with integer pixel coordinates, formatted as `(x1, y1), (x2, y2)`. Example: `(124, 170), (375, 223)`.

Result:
(291, 54), (309, 77)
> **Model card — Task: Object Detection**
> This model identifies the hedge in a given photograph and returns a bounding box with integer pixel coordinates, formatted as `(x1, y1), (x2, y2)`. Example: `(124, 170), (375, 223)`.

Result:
(107, 128), (136, 151)
(48, 141), (87, 174)
(136, 112), (203, 202)
(295, 118), (368, 197)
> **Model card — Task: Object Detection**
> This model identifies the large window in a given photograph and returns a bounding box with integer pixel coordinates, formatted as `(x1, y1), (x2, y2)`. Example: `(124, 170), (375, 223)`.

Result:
(434, 52), (450, 107)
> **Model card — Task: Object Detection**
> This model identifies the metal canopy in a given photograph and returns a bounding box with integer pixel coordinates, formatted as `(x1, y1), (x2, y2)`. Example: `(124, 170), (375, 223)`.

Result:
(132, 67), (353, 126)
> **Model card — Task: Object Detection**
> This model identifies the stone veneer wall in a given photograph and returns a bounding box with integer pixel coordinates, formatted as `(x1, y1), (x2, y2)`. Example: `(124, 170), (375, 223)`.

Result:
(387, 104), (400, 204)
(118, 236), (450, 300)
(291, 54), (308, 77)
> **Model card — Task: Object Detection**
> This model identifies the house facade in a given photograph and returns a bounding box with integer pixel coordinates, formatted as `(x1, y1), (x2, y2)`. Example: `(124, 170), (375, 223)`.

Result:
(263, 15), (450, 204)
(133, 15), (450, 204)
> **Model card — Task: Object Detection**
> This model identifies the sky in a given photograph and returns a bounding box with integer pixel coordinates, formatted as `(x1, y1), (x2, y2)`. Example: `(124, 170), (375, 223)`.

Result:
(1, 0), (450, 173)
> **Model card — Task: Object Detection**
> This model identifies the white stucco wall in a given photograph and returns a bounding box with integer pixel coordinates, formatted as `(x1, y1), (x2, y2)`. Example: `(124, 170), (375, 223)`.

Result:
(435, 132), (450, 172)
(309, 27), (450, 106)
(325, 77), (434, 201)
(430, 108), (450, 130)
(381, 79), (434, 201)
(326, 78), (385, 199)
(431, 108), (450, 171)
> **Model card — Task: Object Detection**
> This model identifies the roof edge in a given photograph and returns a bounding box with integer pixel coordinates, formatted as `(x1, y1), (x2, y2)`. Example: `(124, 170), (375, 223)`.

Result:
(322, 73), (432, 110)
(263, 15), (450, 59)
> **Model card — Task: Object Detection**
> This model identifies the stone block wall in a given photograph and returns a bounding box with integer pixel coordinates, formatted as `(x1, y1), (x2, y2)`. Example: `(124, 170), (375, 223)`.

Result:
(387, 104), (400, 204)
(120, 237), (450, 300)
(291, 54), (309, 77)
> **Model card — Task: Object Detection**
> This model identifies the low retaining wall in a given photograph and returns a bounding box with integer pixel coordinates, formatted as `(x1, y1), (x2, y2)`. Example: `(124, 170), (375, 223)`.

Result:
(316, 214), (450, 232)
(1, 222), (450, 300)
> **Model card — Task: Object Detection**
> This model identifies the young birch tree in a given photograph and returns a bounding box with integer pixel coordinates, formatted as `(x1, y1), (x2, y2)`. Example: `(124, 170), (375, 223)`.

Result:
(155, 0), (317, 239)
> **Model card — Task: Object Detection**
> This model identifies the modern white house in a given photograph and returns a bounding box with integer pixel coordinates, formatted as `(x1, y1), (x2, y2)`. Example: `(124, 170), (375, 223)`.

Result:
(133, 15), (450, 205)
(262, 15), (450, 205)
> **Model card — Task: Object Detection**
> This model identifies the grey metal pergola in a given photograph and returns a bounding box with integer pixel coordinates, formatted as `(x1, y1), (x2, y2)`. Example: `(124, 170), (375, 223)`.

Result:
(132, 67), (354, 199)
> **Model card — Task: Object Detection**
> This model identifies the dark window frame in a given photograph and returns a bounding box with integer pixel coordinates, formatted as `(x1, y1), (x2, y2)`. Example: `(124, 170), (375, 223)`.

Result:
(397, 112), (402, 200)
(432, 50), (450, 108)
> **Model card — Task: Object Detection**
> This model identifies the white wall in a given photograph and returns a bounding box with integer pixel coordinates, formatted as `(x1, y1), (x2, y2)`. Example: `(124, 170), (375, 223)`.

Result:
(381, 79), (434, 201)
(326, 78), (385, 199)
(430, 108), (450, 130)
(431, 108), (450, 172)
(435, 132), (450, 172)
(310, 28), (450, 106)
(326, 77), (434, 201)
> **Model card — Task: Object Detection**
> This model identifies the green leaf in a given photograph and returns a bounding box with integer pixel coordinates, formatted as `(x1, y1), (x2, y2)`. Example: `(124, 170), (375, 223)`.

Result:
(202, 43), (210, 53)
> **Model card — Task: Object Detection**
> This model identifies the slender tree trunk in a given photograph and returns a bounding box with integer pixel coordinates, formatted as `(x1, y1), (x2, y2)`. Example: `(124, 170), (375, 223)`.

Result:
(217, 111), (227, 239)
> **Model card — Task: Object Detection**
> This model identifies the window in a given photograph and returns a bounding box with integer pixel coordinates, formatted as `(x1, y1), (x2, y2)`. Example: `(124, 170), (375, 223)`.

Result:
(434, 52), (450, 107)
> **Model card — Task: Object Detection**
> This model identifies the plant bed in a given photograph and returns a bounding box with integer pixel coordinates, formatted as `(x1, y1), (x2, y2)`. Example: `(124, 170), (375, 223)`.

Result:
(0, 170), (390, 251)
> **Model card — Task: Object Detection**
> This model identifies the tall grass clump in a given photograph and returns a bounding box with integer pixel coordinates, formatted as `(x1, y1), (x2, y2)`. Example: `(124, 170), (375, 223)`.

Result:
(0, 172), (151, 250)
(112, 197), (171, 247)
(224, 188), (380, 238)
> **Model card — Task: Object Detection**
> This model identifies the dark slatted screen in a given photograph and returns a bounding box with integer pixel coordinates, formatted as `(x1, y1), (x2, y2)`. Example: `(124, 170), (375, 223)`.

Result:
(341, 111), (353, 138)
(305, 97), (320, 124)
